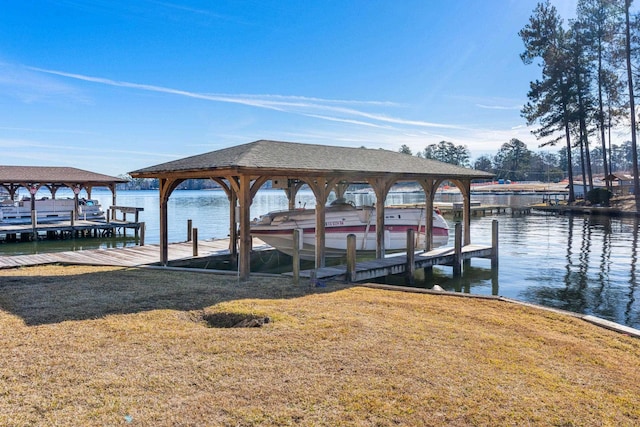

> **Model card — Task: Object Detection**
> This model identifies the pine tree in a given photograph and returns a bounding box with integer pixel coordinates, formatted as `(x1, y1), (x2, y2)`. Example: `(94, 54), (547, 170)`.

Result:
(520, 1), (577, 201)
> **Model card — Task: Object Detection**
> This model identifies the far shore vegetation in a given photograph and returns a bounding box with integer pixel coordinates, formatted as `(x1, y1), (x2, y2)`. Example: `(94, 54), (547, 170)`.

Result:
(1, 264), (639, 426)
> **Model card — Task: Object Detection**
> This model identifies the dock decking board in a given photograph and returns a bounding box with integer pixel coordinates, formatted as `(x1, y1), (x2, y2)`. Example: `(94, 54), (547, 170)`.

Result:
(0, 238), (268, 269)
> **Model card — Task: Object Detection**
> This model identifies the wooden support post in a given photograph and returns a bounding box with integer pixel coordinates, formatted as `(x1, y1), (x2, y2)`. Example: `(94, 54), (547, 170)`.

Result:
(346, 233), (356, 282)
(292, 229), (301, 285)
(238, 176), (252, 281)
(187, 219), (193, 242)
(406, 229), (415, 285)
(315, 200), (326, 269)
(491, 269), (499, 296)
(70, 210), (75, 227)
(31, 210), (37, 235)
(139, 222), (145, 246)
(192, 228), (198, 256)
(229, 192), (238, 257)
(375, 197), (386, 259)
(491, 219), (499, 269)
(310, 269), (317, 287)
(453, 222), (463, 277)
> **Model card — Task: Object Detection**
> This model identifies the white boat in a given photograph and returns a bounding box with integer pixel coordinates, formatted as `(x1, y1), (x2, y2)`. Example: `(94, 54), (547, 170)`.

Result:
(0, 197), (105, 224)
(251, 199), (449, 260)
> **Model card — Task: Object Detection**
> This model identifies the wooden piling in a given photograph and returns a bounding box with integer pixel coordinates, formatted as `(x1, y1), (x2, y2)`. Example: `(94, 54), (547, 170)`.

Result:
(406, 229), (415, 285)
(491, 219), (499, 269)
(139, 222), (145, 246)
(346, 233), (356, 282)
(187, 219), (193, 242)
(310, 269), (317, 287)
(31, 211), (37, 235)
(292, 229), (301, 285)
(453, 222), (462, 277)
(192, 228), (198, 256)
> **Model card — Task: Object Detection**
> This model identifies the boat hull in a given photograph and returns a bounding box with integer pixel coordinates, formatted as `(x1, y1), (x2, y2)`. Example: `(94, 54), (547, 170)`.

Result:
(0, 198), (105, 224)
(251, 205), (449, 260)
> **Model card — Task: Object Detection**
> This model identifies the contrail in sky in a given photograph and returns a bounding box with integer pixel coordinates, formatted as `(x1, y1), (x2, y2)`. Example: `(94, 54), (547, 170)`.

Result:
(27, 66), (464, 131)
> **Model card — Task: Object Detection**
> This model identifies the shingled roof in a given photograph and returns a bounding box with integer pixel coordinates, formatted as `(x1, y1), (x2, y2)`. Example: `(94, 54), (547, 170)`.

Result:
(130, 139), (493, 180)
(0, 166), (127, 185)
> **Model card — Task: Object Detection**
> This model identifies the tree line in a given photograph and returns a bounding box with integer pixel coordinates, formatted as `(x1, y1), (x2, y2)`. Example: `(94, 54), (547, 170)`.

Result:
(400, 137), (638, 184)
(520, 0), (640, 206)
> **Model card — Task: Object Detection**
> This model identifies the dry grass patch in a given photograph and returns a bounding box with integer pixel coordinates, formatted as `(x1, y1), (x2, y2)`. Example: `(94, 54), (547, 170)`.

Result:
(1, 265), (639, 426)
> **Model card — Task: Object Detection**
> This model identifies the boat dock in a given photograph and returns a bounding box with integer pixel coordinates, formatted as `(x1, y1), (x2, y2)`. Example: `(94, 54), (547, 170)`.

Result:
(391, 202), (531, 218)
(295, 244), (494, 283)
(0, 219), (142, 242)
(0, 206), (145, 243)
(292, 220), (499, 284)
(0, 238), (270, 269)
(1, 221), (498, 284)
(437, 204), (531, 218)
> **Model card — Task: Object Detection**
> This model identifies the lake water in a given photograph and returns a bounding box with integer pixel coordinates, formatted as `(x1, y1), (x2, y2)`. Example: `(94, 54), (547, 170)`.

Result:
(1, 189), (639, 329)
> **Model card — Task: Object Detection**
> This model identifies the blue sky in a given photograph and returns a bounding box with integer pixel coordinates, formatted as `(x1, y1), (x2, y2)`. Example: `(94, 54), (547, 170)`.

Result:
(0, 0), (584, 176)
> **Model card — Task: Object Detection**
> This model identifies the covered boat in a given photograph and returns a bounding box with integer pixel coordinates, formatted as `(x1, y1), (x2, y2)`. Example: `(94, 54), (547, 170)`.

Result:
(251, 199), (449, 260)
(0, 197), (105, 224)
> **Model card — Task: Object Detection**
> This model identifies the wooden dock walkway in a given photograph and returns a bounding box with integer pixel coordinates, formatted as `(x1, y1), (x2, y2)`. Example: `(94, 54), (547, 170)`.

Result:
(293, 244), (494, 282)
(391, 202), (531, 218)
(437, 204), (531, 218)
(0, 238), (270, 269)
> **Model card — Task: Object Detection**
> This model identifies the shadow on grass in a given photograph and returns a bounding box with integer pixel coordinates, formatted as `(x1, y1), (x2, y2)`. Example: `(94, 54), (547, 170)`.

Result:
(0, 266), (350, 326)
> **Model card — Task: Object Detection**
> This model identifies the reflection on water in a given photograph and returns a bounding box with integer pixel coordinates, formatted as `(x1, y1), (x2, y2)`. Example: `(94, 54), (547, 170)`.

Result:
(444, 212), (640, 329)
(1, 189), (639, 328)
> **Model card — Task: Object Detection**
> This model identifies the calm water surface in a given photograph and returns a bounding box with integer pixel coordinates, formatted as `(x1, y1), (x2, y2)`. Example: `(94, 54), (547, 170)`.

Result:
(1, 189), (639, 328)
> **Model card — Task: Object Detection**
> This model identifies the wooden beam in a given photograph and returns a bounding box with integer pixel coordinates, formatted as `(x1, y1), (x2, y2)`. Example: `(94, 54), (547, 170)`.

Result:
(285, 180), (304, 210)
(306, 178), (327, 269)
(211, 178), (237, 256)
(305, 177), (340, 269)
(238, 175), (252, 281)
(158, 177), (182, 265)
(368, 176), (396, 259)
(418, 178), (442, 251)
(333, 182), (349, 199)
(250, 176), (269, 200)
(229, 191), (238, 257)
(450, 179), (472, 245)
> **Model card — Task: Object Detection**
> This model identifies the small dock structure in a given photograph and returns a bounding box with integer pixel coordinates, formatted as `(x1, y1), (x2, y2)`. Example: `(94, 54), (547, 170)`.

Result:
(0, 216), (143, 243)
(391, 202), (531, 218)
(0, 166), (142, 242)
(434, 202), (530, 218)
(294, 221), (499, 284)
(297, 244), (494, 283)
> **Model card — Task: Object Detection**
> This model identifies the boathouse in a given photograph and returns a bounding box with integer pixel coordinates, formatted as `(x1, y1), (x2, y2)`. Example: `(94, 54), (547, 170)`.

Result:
(0, 166), (127, 208)
(130, 140), (493, 280)
(604, 173), (635, 196)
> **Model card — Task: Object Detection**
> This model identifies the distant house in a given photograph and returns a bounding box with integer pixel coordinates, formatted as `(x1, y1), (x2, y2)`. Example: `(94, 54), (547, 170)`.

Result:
(604, 174), (635, 196)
